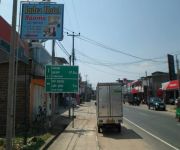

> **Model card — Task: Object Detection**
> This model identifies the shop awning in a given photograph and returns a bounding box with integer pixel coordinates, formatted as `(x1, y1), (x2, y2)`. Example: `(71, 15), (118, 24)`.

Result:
(128, 80), (141, 87)
(162, 80), (179, 90)
(131, 88), (138, 94)
(31, 79), (44, 87)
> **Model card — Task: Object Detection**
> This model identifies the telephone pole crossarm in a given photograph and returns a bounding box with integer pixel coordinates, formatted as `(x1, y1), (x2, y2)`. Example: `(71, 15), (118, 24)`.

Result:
(67, 32), (80, 66)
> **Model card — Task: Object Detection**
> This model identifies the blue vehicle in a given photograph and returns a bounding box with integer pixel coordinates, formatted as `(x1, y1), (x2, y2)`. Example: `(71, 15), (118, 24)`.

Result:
(148, 97), (166, 111)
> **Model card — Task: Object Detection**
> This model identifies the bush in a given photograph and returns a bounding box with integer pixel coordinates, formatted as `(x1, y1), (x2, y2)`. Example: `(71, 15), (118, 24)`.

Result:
(0, 139), (4, 146)
(22, 137), (44, 150)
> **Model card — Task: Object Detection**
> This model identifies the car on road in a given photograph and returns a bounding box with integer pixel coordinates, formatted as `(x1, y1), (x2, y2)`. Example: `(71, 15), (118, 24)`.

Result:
(168, 98), (176, 105)
(148, 97), (166, 111)
(128, 96), (141, 106)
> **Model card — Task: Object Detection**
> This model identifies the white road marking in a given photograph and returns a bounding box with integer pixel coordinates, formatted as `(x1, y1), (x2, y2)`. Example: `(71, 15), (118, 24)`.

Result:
(124, 117), (180, 150)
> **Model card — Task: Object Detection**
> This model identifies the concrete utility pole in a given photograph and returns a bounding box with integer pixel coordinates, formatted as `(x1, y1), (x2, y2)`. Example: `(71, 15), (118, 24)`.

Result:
(67, 32), (80, 66)
(67, 32), (80, 118)
(52, 40), (55, 114)
(145, 71), (149, 104)
(69, 55), (72, 66)
(176, 55), (180, 97)
(85, 74), (88, 102)
(6, 0), (18, 149)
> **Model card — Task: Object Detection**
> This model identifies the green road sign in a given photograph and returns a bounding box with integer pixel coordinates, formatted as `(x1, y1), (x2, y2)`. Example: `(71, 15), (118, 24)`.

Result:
(46, 65), (78, 78)
(45, 65), (79, 93)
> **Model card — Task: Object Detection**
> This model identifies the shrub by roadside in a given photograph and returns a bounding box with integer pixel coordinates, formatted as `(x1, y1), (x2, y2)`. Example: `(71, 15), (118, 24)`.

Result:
(0, 133), (51, 150)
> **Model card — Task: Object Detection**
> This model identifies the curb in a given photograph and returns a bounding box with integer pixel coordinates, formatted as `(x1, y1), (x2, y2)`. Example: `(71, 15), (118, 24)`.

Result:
(40, 135), (55, 150)
(40, 116), (72, 150)
(40, 127), (67, 150)
(166, 108), (176, 114)
(40, 117), (76, 150)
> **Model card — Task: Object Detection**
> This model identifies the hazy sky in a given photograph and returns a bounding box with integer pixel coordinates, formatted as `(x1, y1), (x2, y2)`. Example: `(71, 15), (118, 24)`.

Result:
(0, 0), (180, 88)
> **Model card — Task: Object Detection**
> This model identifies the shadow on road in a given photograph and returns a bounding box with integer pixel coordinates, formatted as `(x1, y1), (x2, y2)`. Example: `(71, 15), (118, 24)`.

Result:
(102, 126), (142, 140)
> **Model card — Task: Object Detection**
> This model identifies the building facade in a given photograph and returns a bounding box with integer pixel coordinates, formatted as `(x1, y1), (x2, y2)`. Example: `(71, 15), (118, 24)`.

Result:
(0, 16), (68, 135)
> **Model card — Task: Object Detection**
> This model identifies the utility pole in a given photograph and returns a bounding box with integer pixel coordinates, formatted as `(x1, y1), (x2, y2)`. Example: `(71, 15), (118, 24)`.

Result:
(85, 75), (88, 102)
(67, 32), (80, 118)
(145, 71), (149, 105)
(6, 0), (18, 149)
(67, 32), (80, 66)
(52, 40), (55, 114)
(69, 55), (71, 66)
(176, 55), (180, 97)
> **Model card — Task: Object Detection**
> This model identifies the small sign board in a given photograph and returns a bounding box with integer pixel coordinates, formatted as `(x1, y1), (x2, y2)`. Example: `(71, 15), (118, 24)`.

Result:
(45, 65), (79, 93)
(20, 2), (64, 40)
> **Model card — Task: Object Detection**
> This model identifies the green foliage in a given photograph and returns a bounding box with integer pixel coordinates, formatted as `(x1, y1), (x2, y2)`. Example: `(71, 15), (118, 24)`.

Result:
(0, 139), (4, 146)
(40, 133), (51, 141)
(0, 139), (4, 150)
(13, 133), (52, 150)
(22, 137), (45, 150)
(0, 132), (51, 150)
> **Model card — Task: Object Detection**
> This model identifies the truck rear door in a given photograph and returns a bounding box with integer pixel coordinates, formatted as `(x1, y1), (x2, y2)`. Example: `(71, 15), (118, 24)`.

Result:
(98, 85), (110, 117)
(110, 85), (122, 117)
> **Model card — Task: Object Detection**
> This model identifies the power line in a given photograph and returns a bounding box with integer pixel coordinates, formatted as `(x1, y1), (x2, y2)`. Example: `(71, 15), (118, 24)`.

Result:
(77, 59), (140, 78)
(64, 28), (180, 73)
(56, 41), (70, 57)
(76, 49), (166, 67)
(64, 28), (162, 62)
(64, 27), (73, 33)
(76, 58), (141, 74)
(71, 0), (81, 31)
(76, 48), (172, 76)
(64, 28), (180, 64)
(76, 49), (141, 74)
(77, 36), (148, 60)
(63, 1), (75, 32)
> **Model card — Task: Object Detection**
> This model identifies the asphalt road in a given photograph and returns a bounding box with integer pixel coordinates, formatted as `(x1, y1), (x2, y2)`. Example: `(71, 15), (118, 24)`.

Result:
(47, 101), (180, 150)
(123, 104), (180, 150)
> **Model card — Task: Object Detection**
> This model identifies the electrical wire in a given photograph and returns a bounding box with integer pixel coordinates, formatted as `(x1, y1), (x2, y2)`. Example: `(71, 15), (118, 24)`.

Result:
(64, 28), (180, 78)
(56, 41), (71, 57)
(71, 0), (81, 32)
(64, 28), (180, 65)
(77, 59), (140, 78)
(64, 28), (162, 62)
(76, 49), (167, 67)
(76, 49), (141, 74)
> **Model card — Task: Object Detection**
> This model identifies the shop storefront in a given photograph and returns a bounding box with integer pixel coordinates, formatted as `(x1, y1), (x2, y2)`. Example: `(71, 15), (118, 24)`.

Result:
(162, 80), (179, 104)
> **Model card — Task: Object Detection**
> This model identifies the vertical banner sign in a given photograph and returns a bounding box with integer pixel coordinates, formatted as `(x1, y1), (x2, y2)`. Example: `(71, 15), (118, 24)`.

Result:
(167, 54), (176, 81)
(20, 3), (64, 40)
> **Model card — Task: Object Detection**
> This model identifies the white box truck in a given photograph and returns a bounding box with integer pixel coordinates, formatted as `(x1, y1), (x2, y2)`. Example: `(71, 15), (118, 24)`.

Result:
(96, 83), (123, 133)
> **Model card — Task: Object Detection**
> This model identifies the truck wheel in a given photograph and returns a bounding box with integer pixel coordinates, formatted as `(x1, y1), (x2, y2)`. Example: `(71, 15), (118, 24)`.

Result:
(118, 124), (121, 133)
(98, 126), (101, 133)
